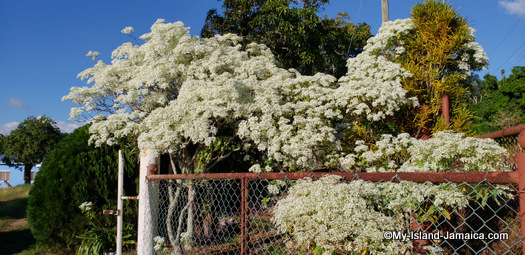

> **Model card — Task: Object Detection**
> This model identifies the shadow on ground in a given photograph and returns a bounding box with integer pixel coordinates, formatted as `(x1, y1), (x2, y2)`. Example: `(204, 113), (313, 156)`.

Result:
(0, 198), (28, 219)
(0, 229), (35, 254)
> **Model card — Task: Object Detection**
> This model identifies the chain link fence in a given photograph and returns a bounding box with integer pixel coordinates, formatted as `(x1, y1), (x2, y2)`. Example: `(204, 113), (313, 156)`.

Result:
(493, 136), (524, 171)
(137, 126), (525, 254)
(146, 175), (522, 255)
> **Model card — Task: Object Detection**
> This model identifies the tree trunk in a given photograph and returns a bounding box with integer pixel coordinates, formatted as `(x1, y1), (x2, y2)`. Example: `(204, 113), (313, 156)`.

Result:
(184, 183), (196, 250)
(167, 180), (182, 254)
(24, 164), (33, 184)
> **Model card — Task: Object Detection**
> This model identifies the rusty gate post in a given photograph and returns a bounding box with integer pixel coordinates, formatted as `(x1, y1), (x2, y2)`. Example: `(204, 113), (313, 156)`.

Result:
(518, 130), (525, 254)
(240, 177), (249, 255)
(442, 94), (450, 125)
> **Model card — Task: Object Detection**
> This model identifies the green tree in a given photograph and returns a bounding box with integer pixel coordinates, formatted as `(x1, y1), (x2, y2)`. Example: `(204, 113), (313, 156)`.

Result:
(201, 0), (372, 78)
(0, 134), (4, 154)
(27, 124), (140, 251)
(469, 66), (525, 134)
(2, 116), (62, 184)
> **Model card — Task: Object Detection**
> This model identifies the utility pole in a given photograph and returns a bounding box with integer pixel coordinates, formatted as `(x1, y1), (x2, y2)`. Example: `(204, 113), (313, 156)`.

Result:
(382, 0), (389, 24)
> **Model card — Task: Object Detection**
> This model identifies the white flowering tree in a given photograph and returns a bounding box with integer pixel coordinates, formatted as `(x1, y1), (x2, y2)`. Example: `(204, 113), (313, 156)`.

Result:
(64, 18), (420, 172)
(64, 2), (503, 251)
(64, 17), (419, 252)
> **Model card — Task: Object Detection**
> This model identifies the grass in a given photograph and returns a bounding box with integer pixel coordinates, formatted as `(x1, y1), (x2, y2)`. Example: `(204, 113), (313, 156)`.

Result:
(0, 184), (36, 255)
(0, 184), (31, 201)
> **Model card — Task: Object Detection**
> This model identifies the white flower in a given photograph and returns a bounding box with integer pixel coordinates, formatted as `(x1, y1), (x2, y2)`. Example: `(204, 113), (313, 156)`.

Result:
(272, 175), (470, 254)
(85, 51), (99, 61)
(121, 26), (134, 35)
(79, 201), (93, 211)
(180, 231), (192, 244)
(249, 164), (262, 173)
(267, 184), (280, 195)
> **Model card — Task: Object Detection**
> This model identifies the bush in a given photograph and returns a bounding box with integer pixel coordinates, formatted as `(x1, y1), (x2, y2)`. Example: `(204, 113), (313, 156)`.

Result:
(27, 125), (139, 252)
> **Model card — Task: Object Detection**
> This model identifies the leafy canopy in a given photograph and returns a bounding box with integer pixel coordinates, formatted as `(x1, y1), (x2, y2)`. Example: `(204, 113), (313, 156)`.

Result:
(469, 66), (525, 134)
(1, 116), (62, 166)
(201, 0), (372, 78)
(27, 124), (139, 250)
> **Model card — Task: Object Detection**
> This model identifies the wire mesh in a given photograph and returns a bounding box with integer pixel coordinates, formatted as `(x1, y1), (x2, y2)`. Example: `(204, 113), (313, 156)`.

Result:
(148, 175), (522, 255)
(493, 136), (524, 171)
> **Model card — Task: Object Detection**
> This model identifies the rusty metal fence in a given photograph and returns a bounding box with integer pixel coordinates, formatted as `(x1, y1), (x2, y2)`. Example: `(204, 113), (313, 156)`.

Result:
(139, 125), (525, 254)
(147, 173), (522, 254)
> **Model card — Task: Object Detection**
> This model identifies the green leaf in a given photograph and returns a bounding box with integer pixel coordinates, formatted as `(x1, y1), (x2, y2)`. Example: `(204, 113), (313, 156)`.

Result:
(442, 208), (451, 220)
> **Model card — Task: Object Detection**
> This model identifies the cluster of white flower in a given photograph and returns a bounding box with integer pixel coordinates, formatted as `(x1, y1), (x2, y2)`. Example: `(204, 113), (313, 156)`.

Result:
(153, 236), (168, 253)
(121, 26), (134, 35)
(85, 51), (100, 62)
(363, 18), (488, 78)
(401, 131), (509, 172)
(340, 131), (510, 172)
(341, 133), (414, 172)
(248, 164), (272, 173)
(180, 231), (192, 245)
(338, 53), (418, 122)
(79, 201), (93, 211)
(465, 27), (489, 69)
(272, 175), (469, 254)
(363, 18), (415, 57)
(267, 180), (287, 195)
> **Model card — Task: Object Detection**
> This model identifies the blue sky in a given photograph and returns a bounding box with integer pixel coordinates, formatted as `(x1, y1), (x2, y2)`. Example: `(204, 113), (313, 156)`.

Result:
(1, 0), (524, 135)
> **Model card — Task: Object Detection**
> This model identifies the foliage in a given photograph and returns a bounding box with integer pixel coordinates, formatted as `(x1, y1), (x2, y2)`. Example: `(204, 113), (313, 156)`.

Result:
(27, 125), (139, 252)
(469, 66), (525, 135)
(364, 0), (488, 135)
(272, 175), (470, 254)
(0, 134), (4, 154)
(201, 0), (372, 78)
(1, 115), (63, 184)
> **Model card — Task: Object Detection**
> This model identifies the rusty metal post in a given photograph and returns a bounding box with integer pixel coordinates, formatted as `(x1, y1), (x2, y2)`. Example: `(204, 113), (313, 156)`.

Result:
(518, 130), (525, 254)
(240, 177), (250, 255)
(442, 94), (450, 125)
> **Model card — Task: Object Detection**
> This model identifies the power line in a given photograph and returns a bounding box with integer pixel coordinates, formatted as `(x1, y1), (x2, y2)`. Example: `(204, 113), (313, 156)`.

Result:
(494, 39), (525, 74)
(488, 17), (523, 57)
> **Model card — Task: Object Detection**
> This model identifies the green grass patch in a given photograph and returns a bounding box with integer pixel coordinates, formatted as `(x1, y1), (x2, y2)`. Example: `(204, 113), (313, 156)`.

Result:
(0, 184), (31, 201)
(0, 184), (36, 254)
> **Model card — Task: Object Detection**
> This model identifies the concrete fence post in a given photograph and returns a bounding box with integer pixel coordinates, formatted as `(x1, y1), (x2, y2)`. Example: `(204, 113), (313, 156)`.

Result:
(137, 149), (159, 255)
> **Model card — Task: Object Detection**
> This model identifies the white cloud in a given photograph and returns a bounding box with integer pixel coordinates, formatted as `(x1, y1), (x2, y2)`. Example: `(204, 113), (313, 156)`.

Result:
(6, 97), (29, 109)
(56, 120), (89, 134)
(0, 122), (20, 135)
(500, 0), (525, 17)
